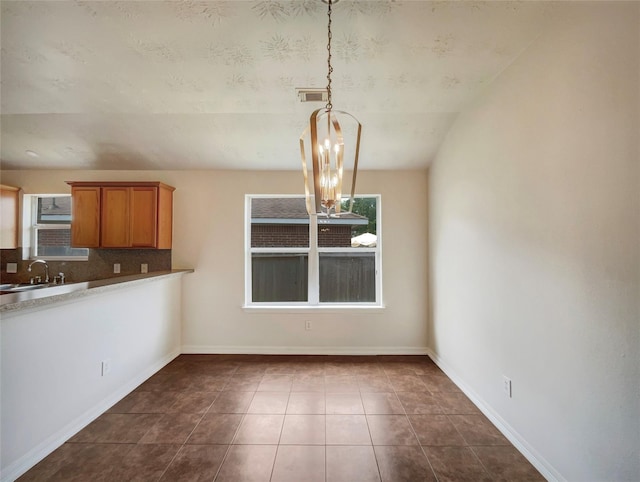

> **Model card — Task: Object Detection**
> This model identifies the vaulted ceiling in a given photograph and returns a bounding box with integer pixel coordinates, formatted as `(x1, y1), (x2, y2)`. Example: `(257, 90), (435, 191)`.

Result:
(0, 0), (559, 171)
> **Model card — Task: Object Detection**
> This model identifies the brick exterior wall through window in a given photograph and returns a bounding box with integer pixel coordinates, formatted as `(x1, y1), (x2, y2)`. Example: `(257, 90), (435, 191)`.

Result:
(252, 225), (309, 247)
(251, 224), (352, 248)
(37, 229), (72, 247)
(318, 225), (352, 247)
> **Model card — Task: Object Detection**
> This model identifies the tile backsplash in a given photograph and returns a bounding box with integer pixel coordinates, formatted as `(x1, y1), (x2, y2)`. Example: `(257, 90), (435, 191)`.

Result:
(0, 248), (171, 284)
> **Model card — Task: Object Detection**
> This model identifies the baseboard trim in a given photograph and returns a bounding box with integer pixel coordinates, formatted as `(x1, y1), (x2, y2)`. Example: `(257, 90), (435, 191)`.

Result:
(1, 348), (181, 482)
(181, 345), (429, 356)
(426, 348), (565, 482)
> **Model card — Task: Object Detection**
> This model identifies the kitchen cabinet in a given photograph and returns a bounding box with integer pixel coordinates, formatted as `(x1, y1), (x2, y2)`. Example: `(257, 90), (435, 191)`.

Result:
(70, 186), (101, 248)
(67, 182), (174, 249)
(0, 184), (20, 249)
(101, 186), (130, 247)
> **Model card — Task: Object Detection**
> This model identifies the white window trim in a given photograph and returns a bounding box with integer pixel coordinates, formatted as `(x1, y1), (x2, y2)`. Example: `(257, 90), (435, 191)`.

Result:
(23, 194), (89, 261)
(244, 194), (383, 310)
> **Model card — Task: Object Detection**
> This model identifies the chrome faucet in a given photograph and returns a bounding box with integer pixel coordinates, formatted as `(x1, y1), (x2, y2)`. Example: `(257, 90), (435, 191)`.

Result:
(28, 259), (50, 283)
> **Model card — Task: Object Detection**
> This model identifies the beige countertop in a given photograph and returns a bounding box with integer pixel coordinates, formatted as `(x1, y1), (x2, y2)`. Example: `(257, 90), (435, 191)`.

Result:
(0, 269), (194, 315)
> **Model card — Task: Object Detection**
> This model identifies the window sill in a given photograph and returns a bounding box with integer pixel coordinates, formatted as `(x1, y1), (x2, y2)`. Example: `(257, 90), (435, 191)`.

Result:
(242, 304), (386, 314)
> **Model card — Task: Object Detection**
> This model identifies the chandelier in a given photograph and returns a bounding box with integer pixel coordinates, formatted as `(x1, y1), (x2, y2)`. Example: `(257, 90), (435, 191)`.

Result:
(300, 0), (362, 217)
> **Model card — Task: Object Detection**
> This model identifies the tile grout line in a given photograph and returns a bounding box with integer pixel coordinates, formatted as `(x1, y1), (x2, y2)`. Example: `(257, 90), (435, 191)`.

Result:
(156, 367), (230, 481)
(443, 410), (494, 478)
(268, 387), (292, 481)
(360, 386), (384, 482)
(211, 364), (257, 482)
(389, 368), (442, 482)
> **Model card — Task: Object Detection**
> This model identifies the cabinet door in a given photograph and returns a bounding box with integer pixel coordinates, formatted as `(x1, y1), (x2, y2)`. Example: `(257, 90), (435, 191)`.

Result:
(71, 186), (100, 248)
(0, 186), (19, 249)
(156, 185), (173, 249)
(101, 187), (130, 247)
(130, 187), (158, 247)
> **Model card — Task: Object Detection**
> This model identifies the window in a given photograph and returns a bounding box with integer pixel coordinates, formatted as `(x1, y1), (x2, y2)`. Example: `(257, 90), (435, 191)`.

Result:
(27, 195), (89, 260)
(246, 195), (381, 307)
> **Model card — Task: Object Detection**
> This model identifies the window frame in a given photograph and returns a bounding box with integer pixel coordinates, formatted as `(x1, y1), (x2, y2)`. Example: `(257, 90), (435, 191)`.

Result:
(244, 194), (383, 310)
(25, 194), (89, 261)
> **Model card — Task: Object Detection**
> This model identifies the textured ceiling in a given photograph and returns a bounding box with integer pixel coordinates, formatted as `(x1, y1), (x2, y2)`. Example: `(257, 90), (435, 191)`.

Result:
(0, 0), (558, 171)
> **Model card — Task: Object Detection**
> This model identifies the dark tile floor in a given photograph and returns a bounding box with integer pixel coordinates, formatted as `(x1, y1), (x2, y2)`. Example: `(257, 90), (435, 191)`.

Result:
(19, 355), (544, 481)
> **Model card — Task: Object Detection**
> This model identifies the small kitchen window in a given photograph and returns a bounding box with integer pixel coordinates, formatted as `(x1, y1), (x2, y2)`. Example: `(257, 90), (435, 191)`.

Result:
(26, 194), (89, 260)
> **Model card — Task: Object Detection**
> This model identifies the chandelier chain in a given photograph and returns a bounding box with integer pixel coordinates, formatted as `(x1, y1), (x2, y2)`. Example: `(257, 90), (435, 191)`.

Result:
(326, 0), (333, 110)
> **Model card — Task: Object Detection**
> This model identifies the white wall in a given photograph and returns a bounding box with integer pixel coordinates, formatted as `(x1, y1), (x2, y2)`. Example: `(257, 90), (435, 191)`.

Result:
(1, 169), (430, 354)
(428, 3), (639, 481)
(0, 276), (183, 481)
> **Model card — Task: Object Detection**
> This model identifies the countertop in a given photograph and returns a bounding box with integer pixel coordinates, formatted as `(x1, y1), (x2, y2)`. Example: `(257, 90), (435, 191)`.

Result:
(0, 269), (194, 315)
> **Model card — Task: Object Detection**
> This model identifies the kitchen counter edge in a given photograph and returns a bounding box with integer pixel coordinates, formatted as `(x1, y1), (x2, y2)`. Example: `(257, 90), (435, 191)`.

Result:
(0, 269), (194, 315)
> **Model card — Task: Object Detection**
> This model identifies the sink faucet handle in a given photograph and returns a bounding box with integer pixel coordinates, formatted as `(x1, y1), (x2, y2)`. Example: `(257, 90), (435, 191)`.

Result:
(59, 272), (65, 284)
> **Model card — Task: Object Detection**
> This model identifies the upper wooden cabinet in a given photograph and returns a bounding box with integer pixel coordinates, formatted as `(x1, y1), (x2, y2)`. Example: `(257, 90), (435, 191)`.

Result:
(67, 182), (175, 249)
(101, 186), (131, 247)
(0, 184), (20, 249)
(130, 186), (158, 247)
(70, 186), (101, 248)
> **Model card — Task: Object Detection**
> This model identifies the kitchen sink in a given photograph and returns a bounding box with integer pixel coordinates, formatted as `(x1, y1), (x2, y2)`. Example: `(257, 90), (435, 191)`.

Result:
(0, 283), (52, 293)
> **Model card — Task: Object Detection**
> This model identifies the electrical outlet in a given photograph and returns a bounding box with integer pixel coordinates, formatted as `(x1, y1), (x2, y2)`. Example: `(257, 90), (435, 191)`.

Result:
(101, 359), (112, 377)
(141, 263), (148, 273)
(6, 263), (17, 273)
(305, 320), (312, 331)
(113, 263), (121, 274)
(503, 376), (512, 398)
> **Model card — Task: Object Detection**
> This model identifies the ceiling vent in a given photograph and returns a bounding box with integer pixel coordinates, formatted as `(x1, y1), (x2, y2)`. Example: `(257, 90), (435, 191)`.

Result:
(296, 88), (328, 103)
